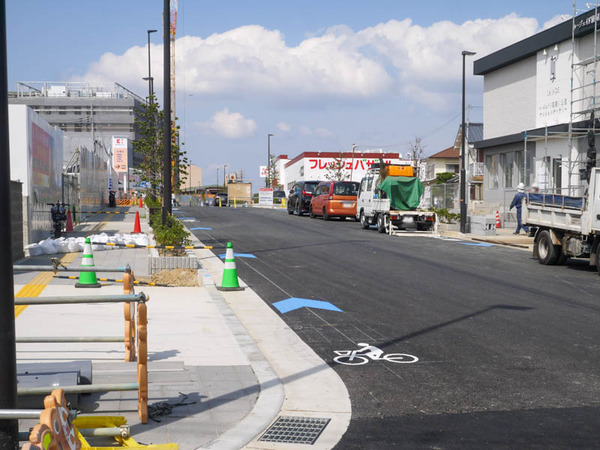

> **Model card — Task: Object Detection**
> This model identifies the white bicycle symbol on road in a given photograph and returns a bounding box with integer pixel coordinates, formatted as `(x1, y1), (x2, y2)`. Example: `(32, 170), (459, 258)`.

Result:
(333, 343), (418, 365)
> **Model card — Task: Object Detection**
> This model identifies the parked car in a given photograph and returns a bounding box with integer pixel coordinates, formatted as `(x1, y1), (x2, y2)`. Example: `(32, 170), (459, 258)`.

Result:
(207, 193), (228, 206)
(273, 190), (286, 204)
(309, 181), (360, 220)
(287, 181), (320, 215)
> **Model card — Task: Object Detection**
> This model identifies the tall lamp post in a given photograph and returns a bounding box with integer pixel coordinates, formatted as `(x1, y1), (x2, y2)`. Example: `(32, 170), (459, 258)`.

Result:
(223, 164), (227, 188)
(144, 29), (157, 103)
(267, 133), (274, 187)
(461, 50), (476, 234)
(350, 143), (358, 181)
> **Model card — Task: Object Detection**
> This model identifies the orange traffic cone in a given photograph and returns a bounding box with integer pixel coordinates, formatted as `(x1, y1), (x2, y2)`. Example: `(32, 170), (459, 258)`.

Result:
(138, 197), (143, 208)
(133, 211), (142, 233)
(66, 209), (74, 232)
(496, 210), (501, 229)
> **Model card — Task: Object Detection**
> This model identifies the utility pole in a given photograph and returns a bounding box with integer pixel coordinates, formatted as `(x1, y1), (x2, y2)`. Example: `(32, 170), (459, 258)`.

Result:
(162, 0), (172, 224)
(460, 50), (476, 234)
(267, 133), (274, 187)
(0, 0), (18, 447)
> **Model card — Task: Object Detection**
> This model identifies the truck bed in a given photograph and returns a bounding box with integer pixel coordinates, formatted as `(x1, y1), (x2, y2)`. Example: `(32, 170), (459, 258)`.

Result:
(527, 193), (584, 210)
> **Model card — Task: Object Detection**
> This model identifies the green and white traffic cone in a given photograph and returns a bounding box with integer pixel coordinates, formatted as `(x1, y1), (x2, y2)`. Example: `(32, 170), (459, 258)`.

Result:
(75, 237), (101, 288)
(217, 242), (244, 291)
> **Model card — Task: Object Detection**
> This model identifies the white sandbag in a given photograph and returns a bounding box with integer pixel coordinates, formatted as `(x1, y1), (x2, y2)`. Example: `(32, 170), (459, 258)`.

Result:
(54, 241), (70, 253)
(39, 238), (57, 255)
(25, 243), (43, 257)
(67, 240), (82, 253)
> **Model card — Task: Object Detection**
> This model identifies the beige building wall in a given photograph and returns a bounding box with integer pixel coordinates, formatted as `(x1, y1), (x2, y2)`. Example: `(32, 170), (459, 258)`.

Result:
(181, 164), (203, 189)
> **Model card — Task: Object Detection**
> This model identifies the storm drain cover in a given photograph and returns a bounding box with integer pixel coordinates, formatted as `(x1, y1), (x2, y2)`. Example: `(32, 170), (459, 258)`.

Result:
(259, 416), (331, 444)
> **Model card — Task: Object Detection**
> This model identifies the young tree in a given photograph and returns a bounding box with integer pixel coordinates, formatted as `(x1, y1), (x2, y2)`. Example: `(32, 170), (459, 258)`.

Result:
(266, 155), (279, 189)
(408, 137), (426, 178)
(132, 96), (188, 198)
(325, 150), (350, 181)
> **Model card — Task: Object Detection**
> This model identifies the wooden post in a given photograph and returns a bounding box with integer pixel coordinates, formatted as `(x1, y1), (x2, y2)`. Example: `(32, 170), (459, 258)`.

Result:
(123, 271), (136, 362)
(137, 300), (148, 423)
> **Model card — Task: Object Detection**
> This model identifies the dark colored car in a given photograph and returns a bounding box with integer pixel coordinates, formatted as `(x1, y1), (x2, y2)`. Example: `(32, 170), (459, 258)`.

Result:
(287, 181), (320, 215)
(207, 193), (228, 207)
(273, 190), (286, 204)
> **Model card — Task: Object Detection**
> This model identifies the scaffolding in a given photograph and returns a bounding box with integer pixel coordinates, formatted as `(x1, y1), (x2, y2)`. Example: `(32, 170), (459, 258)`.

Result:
(568, 0), (600, 194)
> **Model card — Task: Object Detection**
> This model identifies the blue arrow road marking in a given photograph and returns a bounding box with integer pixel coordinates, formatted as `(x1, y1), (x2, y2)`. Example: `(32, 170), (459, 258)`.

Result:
(459, 242), (494, 247)
(190, 227), (213, 231)
(273, 298), (343, 314)
(178, 217), (196, 220)
(219, 253), (256, 259)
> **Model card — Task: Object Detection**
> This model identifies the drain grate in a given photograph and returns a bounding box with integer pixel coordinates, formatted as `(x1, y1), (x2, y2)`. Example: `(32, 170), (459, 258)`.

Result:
(259, 416), (331, 445)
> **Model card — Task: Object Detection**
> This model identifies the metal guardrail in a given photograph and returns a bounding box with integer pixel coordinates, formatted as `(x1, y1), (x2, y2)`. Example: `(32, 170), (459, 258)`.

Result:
(14, 293), (146, 305)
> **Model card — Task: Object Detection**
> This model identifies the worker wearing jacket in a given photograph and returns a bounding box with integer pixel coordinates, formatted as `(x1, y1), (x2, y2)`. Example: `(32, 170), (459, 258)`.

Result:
(510, 183), (529, 235)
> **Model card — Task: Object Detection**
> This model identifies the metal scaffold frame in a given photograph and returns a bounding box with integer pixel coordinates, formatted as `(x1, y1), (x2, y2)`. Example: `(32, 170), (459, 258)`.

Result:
(568, 0), (600, 194)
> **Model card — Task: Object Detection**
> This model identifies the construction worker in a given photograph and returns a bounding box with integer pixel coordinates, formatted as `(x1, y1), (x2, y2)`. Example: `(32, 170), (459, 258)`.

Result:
(510, 182), (529, 235)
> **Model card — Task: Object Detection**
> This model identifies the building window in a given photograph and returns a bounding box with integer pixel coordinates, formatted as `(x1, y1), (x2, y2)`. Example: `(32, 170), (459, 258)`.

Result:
(445, 164), (459, 173)
(58, 106), (66, 115)
(73, 107), (82, 115)
(44, 106), (52, 115)
(504, 152), (514, 188)
(486, 154), (499, 189)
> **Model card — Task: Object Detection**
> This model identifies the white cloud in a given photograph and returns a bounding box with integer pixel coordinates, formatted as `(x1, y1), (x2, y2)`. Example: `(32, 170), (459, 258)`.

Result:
(79, 14), (542, 108)
(200, 108), (257, 139)
(277, 121), (291, 132)
(315, 128), (336, 138)
(542, 14), (571, 30)
(299, 125), (312, 136)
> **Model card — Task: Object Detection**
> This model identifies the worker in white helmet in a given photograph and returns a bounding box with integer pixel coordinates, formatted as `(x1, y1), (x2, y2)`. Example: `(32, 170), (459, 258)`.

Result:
(509, 182), (529, 235)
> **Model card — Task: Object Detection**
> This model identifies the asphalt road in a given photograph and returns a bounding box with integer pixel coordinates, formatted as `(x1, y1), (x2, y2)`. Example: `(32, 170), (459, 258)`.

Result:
(179, 205), (600, 449)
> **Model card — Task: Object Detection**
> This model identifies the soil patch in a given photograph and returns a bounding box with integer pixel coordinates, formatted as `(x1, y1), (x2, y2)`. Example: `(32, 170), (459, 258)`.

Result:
(137, 268), (199, 287)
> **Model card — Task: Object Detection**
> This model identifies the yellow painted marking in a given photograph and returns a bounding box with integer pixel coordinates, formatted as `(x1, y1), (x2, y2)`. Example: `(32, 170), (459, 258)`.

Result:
(165, 246), (174, 249)
(205, 246), (213, 249)
(14, 272), (54, 318)
(126, 244), (135, 248)
(106, 243), (116, 246)
(184, 246), (194, 249)
(15, 253), (77, 318)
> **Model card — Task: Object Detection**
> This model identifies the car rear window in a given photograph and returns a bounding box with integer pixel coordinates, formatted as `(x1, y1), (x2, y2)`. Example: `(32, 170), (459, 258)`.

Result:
(333, 182), (359, 195)
(303, 183), (319, 193)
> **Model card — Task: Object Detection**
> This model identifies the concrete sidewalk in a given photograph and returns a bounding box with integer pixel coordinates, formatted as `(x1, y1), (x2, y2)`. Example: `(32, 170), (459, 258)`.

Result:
(439, 227), (534, 250)
(13, 206), (350, 449)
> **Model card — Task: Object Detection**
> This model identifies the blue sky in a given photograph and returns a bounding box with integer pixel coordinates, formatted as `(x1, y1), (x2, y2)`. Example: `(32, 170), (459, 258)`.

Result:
(6, 0), (577, 186)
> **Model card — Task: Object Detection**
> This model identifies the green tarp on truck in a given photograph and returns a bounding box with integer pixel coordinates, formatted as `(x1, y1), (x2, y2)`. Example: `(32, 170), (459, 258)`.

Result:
(377, 176), (424, 211)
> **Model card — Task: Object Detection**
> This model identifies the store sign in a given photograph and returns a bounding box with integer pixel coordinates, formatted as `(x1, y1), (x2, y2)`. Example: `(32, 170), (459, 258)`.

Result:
(536, 44), (571, 127)
(259, 187), (273, 205)
(259, 165), (268, 178)
(112, 137), (128, 173)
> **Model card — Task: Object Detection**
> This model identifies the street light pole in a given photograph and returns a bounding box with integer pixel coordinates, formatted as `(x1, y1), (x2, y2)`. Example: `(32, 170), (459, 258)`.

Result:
(223, 164), (227, 188)
(216, 168), (219, 187)
(461, 50), (476, 234)
(267, 133), (274, 187)
(350, 143), (358, 181)
(162, 0), (172, 224)
(145, 29), (157, 103)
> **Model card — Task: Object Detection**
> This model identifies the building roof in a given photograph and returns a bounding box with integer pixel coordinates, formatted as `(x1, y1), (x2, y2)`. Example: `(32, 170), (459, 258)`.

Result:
(474, 9), (598, 75)
(467, 123), (483, 143)
(284, 151), (401, 169)
(428, 146), (459, 159)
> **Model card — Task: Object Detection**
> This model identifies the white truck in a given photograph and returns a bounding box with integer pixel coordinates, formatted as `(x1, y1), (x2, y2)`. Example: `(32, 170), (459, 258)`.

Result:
(524, 167), (600, 270)
(356, 163), (436, 234)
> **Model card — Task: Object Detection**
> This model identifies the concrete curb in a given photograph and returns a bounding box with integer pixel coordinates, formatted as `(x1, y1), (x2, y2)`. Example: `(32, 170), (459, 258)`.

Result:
(184, 225), (285, 450)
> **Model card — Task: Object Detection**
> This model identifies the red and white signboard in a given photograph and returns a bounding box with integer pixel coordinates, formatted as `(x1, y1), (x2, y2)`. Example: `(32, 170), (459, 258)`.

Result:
(259, 165), (268, 178)
(112, 137), (128, 173)
(259, 187), (274, 205)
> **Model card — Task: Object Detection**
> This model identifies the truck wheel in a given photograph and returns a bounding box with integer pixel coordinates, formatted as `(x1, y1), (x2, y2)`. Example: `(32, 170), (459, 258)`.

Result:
(360, 210), (370, 229)
(536, 230), (559, 265)
(377, 214), (388, 233)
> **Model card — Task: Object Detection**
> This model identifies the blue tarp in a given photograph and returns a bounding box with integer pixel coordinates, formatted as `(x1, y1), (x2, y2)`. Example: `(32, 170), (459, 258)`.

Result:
(527, 193), (584, 209)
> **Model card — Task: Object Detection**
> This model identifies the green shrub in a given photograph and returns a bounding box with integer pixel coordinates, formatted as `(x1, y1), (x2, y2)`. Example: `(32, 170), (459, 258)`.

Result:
(152, 214), (191, 248)
(144, 196), (161, 209)
(431, 207), (460, 224)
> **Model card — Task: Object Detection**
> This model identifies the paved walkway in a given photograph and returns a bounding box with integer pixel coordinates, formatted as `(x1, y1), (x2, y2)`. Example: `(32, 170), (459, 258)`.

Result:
(13, 206), (350, 450)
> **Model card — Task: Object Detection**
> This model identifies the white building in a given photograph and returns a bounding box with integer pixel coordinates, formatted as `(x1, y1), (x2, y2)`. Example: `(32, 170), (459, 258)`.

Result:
(474, 8), (600, 207)
(274, 151), (410, 191)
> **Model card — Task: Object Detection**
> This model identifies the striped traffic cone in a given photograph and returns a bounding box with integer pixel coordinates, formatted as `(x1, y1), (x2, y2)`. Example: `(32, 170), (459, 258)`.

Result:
(217, 242), (244, 291)
(75, 237), (101, 288)
(496, 210), (501, 229)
